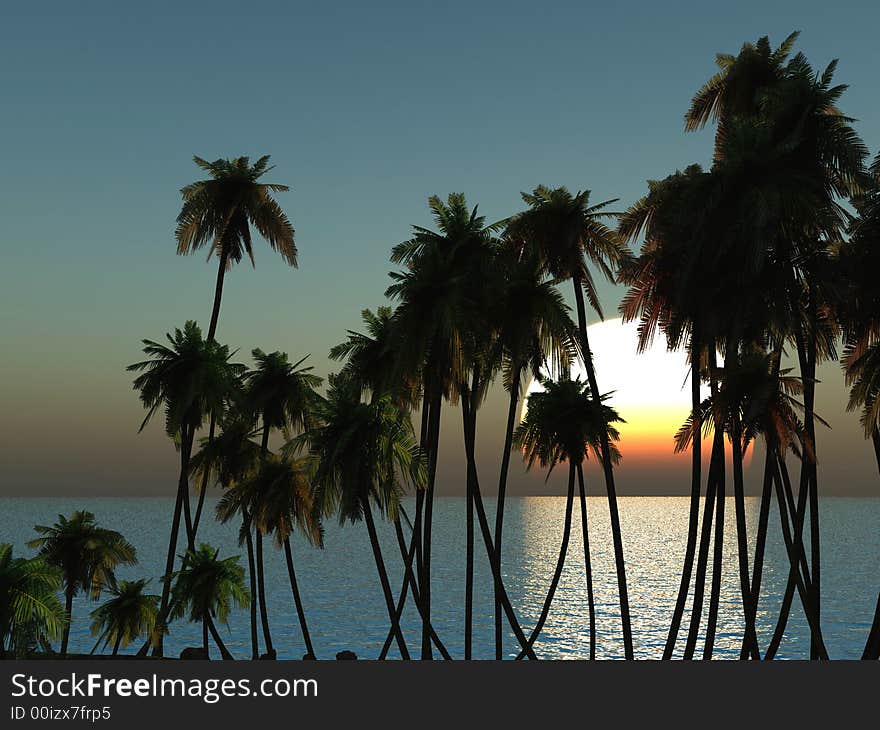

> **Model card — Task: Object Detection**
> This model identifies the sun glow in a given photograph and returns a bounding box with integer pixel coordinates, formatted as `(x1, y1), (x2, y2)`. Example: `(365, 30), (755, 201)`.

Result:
(525, 318), (708, 462)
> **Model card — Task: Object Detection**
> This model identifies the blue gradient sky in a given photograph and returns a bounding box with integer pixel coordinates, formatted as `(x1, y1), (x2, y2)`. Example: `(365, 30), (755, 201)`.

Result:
(1, 1), (879, 495)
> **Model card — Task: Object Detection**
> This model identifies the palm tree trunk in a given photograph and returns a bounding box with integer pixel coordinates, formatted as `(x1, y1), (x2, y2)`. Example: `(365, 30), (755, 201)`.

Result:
(191, 414), (216, 540)
(283, 537), (315, 658)
(462, 380), (480, 660)
(207, 248), (229, 342)
(379, 518), (451, 660)
(576, 464), (597, 659)
(795, 315), (821, 659)
(458, 385), (537, 660)
(362, 498), (410, 659)
(111, 633), (122, 656)
(683, 406), (724, 659)
(665, 338), (702, 659)
(741, 444), (774, 659)
(60, 585), (74, 656)
(254, 531), (273, 656)
(519, 463), (575, 653)
(572, 276), (633, 658)
(765, 453), (828, 659)
(256, 425), (274, 656)
(494, 378), (520, 659)
(150, 424), (194, 657)
(703, 459), (725, 660)
(420, 388), (442, 659)
(241, 509), (260, 660)
(862, 428), (880, 660)
(731, 412), (759, 659)
(207, 614), (234, 659)
(203, 618), (210, 657)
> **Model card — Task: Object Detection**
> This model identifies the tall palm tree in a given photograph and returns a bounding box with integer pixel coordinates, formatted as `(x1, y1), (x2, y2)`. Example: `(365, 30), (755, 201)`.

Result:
(507, 185), (634, 657)
(243, 348), (321, 657)
(0, 544), (65, 658)
(296, 375), (424, 659)
(386, 193), (500, 658)
(128, 321), (243, 655)
(491, 248), (577, 658)
(221, 456), (323, 659)
(28, 511), (137, 656)
(170, 543), (249, 660)
(89, 579), (159, 656)
(191, 410), (263, 658)
(513, 375), (623, 658)
(175, 155), (297, 341)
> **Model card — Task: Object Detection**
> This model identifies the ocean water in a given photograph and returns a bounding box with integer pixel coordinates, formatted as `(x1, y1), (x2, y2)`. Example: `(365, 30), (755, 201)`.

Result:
(1, 496), (877, 660)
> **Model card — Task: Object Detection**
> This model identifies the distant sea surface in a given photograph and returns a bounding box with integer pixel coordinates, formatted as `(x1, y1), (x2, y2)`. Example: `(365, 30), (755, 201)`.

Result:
(1, 496), (877, 660)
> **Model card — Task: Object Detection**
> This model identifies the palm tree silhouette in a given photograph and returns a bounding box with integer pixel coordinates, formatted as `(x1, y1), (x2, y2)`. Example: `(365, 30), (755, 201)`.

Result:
(490, 247), (577, 658)
(192, 411), (263, 658)
(220, 456), (323, 659)
(297, 375), (425, 659)
(514, 374), (623, 658)
(507, 185), (634, 657)
(175, 155), (296, 341)
(28, 511), (136, 656)
(0, 544), (65, 658)
(89, 579), (159, 656)
(243, 349), (321, 657)
(169, 543), (249, 659)
(128, 321), (243, 655)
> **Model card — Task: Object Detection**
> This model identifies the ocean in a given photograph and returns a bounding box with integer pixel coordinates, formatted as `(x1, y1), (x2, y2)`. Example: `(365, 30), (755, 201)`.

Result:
(2, 496), (877, 660)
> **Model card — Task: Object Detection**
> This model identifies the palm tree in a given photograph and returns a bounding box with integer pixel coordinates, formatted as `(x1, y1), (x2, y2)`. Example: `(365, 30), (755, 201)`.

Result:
(386, 193), (500, 658)
(28, 511), (136, 656)
(191, 410), (263, 658)
(684, 31), (868, 659)
(491, 248), (577, 658)
(175, 155), (297, 341)
(0, 544), (66, 658)
(243, 348), (322, 657)
(296, 375), (424, 659)
(507, 185), (634, 657)
(89, 579), (159, 656)
(513, 375), (623, 658)
(221, 456), (323, 659)
(128, 321), (243, 655)
(169, 543), (249, 659)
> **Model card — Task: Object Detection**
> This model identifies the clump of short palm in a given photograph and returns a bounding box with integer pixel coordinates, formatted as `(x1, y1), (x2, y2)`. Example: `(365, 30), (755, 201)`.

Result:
(89, 579), (159, 656)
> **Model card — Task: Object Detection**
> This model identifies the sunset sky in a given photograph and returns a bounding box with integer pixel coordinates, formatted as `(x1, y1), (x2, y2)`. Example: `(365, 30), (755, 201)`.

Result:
(2, 1), (879, 496)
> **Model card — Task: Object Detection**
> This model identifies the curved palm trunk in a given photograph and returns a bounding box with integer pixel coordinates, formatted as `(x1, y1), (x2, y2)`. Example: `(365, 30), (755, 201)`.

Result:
(420, 388), (442, 659)
(494, 378), (521, 659)
(765, 453), (828, 660)
(731, 411), (760, 659)
(283, 537), (315, 658)
(203, 617), (210, 657)
(795, 316), (821, 659)
(741, 445), (774, 659)
(863, 429), (880, 660)
(459, 390), (536, 660)
(518, 463), (575, 653)
(111, 633), (122, 656)
(207, 248), (230, 342)
(254, 531), (273, 656)
(241, 509), (260, 660)
(151, 425), (195, 657)
(379, 518), (451, 660)
(683, 427), (723, 659)
(60, 585), (74, 656)
(462, 379), (481, 660)
(362, 498), (410, 659)
(207, 614), (234, 660)
(576, 464), (597, 659)
(256, 425), (274, 656)
(665, 340), (702, 659)
(191, 414), (217, 540)
(572, 277), (633, 658)
(703, 460), (725, 660)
